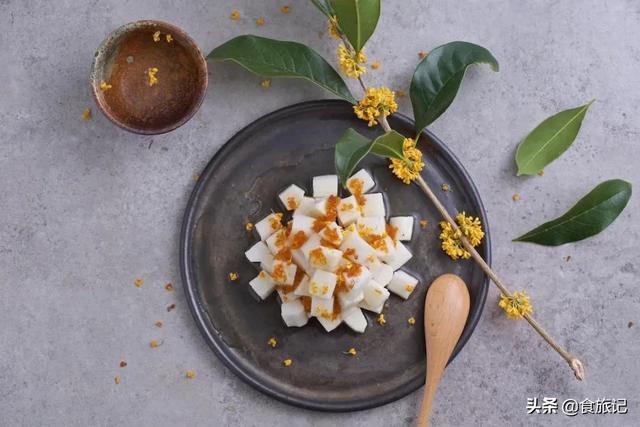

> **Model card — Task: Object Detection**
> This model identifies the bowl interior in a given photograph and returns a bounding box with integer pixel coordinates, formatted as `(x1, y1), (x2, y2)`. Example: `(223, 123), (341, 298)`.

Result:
(91, 20), (207, 134)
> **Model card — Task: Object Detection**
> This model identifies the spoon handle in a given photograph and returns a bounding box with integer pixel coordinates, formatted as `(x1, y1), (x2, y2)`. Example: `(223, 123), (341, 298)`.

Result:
(416, 274), (470, 427)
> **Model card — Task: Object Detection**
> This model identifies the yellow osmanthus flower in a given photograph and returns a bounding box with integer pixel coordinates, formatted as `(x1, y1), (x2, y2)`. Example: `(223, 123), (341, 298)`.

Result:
(260, 79), (271, 88)
(337, 44), (367, 78)
(498, 291), (533, 319)
(147, 67), (159, 86)
(166, 34), (173, 43)
(82, 108), (92, 121)
(283, 358), (293, 367)
(345, 347), (357, 356)
(185, 370), (196, 379)
(99, 81), (112, 91)
(230, 10), (241, 20)
(267, 337), (277, 348)
(255, 17), (265, 26)
(152, 31), (161, 42)
(353, 86), (397, 126)
(371, 62), (380, 70)
(438, 212), (484, 260)
(280, 5), (291, 14)
(389, 138), (425, 184)
(245, 222), (254, 231)
(327, 16), (340, 39)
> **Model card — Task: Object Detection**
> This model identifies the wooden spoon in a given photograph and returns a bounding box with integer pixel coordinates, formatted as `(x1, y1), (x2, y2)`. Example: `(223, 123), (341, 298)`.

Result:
(416, 274), (470, 427)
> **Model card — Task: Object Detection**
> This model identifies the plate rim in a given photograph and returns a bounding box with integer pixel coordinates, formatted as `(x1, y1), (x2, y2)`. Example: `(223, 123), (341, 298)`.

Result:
(179, 99), (491, 412)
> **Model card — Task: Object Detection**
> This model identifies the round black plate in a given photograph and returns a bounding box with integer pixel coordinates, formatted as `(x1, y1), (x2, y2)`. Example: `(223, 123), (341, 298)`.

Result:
(180, 100), (490, 412)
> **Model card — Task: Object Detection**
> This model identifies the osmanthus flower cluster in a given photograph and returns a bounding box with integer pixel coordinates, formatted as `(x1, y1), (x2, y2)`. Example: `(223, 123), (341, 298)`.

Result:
(438, 212), (484, 260)
(389, 138), (424, 184)
(353, 86), (397, 126)
(499, 291), (533, 319)
(337, 44), (367, 78)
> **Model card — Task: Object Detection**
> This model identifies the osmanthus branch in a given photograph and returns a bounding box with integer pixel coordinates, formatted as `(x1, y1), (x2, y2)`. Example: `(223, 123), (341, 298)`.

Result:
(352, 42), (585, 382)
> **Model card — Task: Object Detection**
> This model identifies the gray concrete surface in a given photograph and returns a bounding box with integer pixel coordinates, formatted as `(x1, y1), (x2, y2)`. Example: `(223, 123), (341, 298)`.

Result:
(1, 1), (639, 426)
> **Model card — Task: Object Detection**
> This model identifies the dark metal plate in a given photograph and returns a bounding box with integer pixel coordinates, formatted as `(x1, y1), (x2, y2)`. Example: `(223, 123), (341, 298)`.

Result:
(180, 100), (490, 412)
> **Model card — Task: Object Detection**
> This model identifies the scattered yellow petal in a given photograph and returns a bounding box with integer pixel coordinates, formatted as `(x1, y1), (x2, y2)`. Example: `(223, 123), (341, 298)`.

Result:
(260, 79), (271, 88)
(229, 272), (239, 281)
(267, 337), (277, 348)
(283, 358), (293, 367)
(165, 283), (174, 292)
(371, 62), (381, 70)
(82, 108), (92, 121)
(498, 291), (533, 319)
(281, 5), (291, 14)
(230, 10), (241, 20)
(152, 31), (161, 42)
(418, 50), (428, 59)
(119, 360), (127, 368)
(114, 376), (120, 384)
(150, 340), (160, 348)
(245, 222), (254, 231)
(255, 17), (265, 26)
(408, 317), (416, 325)
(537, 170), (545, 176)
(155, 320), (163, 328)
(327, 16), (340, 39)
(419, 219), (428, 229)
(186, 370), (196, 379)
(441, 183), (450, 192)
(345, 347), (357, 356)
(512, 193), (521, 201)
(377, 313), (386, 325)
(99, 81), (112, 91)
(396, 90), (407, 98)
(147, 67), (159, 86)
(134, 279), (144, 288)
(166, 34), (173, 43)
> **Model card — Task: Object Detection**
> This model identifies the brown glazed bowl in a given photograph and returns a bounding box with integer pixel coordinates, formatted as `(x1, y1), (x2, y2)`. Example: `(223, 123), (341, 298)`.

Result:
(90, 20), (208, 135)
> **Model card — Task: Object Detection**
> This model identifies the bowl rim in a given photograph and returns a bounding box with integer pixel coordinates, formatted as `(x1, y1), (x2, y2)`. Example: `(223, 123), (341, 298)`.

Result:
(90, 19), (208, 135)
(179, 99), (491, 412)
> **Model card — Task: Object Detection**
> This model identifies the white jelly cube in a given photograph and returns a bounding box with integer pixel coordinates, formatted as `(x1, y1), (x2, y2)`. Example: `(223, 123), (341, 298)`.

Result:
(291, 249), (313, 275)
(293, 274), (312, 296)
(308, 246), (343, 272)
(313, 197), (329, 217)
(293, 197), (318, 218)
(319, 222), (344, 246)
(249, 271), (276, 300)
(371, 262), (394, 286)
(271, 261), (297, 285)
(363, 279), (390, 308)
(265, 229), (287, 255)
(308, 270), (337, 299)
(358, 298), (385, 314)
(337, 195), (361, 226)
(375, 236), (397, 263)
(245, 241), (271, 263)
(291, 215), (315, 236)
(260, 254), (275, 273)
(342, 307), (367, 333)
(313, 175), (338, 198)
(357, 217), (386, 236)
(278, 286), (301, 303)
(341, 263), (371, 293)
(362, 193), (386, 217)
(387, 270), (419, 300)
(389, 216), (414, 241)
(386, 241), (412, 270)
(310, 296), (334, 318)
(281, 299), (309, 327)
(278, 184), (305, 210)
(300, 233), (322, 258)
(337, 288), (364, 309)
(255, 213), (283, 240)
(340, 232), (379, 268)
(347, 169), (375, 194)
(317, 313), (342, 332)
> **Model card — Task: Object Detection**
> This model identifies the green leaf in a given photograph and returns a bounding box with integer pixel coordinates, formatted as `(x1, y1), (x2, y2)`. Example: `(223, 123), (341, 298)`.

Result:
(335, 128), (373, 188)
(208, 35), (356, 103)
(514, 179), (632, 246)
(329, 0), (380, 52)
(334, 129), (406, 188)
(310, 0), (335, 17)
(515, 101), (594, 176)
(410, 41), (499, 136)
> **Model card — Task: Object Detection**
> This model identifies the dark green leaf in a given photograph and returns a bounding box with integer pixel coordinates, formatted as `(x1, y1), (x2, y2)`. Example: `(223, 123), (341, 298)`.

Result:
(329, 0), (380, 52)
(310, 0), (335, 17)
(335, 128), (373, 188)
(334, 129), (406, 188)
(410, 41), (499, 136)
(208, 35), (356, 103)
(514, 179), (632, 246)
(515, 101), (594, 176)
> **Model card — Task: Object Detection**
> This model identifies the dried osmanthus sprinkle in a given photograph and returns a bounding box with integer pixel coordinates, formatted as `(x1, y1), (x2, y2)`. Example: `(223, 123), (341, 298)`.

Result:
(282, 358), (293, 367)
(255, 17), (265, 26)
(407, 317), (416, 325)
(280, 5), (291, 14)
(99, 81), (112, 91)
(82, 108), (92, 121)
(165, 283), (173, 292)
(245, 222), (254, 232)
(354, 86), (397, 126)
(512, 193), (521, 201)
(228, 272), (239, 281)
(150, 340), (160, 348)
(439, 212), (484, 260)
(377, 313), (386, 325)
(498, 291), (533, 319)
(260, 79), (271, 88)
(389, 138), (424, 184)
(147, 67), (159, 86)
(230, 10), (241, 20)
(114, 376), (121, 385)
(165, 34), (173, 43)
(419, 219), (428, 229)
(441, 183), (450, 192)
(267, 337), (277, 348)
(344, 347), (357, 356)
(152, 31), (161, 42)
(371, 61), (381, 70)
(337, 44), (367, 78)
(134, 279), (144, 288)
(185, 370), (196, 379)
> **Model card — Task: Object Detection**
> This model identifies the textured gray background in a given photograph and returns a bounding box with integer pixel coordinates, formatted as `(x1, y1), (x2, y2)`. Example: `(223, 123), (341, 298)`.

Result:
(1, 1), (638, 426)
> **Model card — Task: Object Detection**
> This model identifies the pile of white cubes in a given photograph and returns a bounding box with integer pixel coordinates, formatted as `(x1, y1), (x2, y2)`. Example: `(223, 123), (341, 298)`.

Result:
(244, 169), (419, 333)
